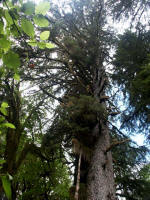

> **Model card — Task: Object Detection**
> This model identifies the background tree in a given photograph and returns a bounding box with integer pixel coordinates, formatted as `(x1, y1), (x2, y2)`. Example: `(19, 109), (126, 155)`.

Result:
(0, 0), (55, 198)
(112, 30), (150, 137)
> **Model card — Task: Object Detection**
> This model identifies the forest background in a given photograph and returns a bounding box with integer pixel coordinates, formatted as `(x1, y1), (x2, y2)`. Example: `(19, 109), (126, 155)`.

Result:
(0, 0), (150, 199)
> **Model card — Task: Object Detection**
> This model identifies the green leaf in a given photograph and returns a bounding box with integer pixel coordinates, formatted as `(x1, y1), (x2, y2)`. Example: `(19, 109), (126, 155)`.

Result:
(37, 42), (46, 49)
(3, 51), (20, 69)
(0, 108), (7, 116)
(46, 43), (55, 48)
(28, 40), (37, 47)
(10, 25), (19, 37)
(14, 73), (20, 81)
(1, 175), (12, 200)
(33, 15), (49, 27)
(1, 102), (8, 109)
(0, 37), (11, 51)
(40, 31), (50, 40)
(0, 20), (4, 34)
(0, 160), (6, 165)
(3, 123), (16, 129)
(0, 49), (3, 59)
(5, 10), (13, 25)
(7, 1), (13, 7)
(0, 116), (5, 123)
(35, 1), (50, 15)
(21, 19), (34, 37)
(22, 1), (35, 15)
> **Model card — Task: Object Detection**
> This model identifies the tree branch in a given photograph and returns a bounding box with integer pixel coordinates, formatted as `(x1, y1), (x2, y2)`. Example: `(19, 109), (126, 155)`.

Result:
(105, 139), (130, 153)
(39, 86), (63, 103)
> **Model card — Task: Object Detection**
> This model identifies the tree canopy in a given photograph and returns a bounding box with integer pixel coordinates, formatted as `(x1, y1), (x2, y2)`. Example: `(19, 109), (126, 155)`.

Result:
(0, 0), (149, 200)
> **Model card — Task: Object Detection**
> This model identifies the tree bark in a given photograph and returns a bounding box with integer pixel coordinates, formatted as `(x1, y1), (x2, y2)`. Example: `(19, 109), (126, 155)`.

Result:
(87, 122), (116, 200)
(87, 64), (116, 200)
(74, 151), (82, 200)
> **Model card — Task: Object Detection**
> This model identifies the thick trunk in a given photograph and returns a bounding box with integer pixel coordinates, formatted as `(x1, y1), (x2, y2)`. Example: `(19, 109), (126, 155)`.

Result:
(87, 122), (116, 200)
(87, 64), (116, 199)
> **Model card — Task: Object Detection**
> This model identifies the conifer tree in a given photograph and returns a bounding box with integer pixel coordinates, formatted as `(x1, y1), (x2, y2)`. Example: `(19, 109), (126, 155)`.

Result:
(21, 0), (150, 199)
(25, 0), (117, 199)
(1, 0), (149, 199)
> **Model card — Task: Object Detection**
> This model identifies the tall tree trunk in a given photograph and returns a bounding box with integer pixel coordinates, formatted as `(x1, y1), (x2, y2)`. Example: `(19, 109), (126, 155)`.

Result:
(87, 66), (116, 199)
(87, 123), (116, 200)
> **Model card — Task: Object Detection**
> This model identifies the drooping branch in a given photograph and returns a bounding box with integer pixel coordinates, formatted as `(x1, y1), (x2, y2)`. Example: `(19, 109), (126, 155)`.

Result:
(109, 111), (120, 116)
(100, 95), (109, 101)
(15, 143), (48, 173)
(39, 86), (63, 103)
(105, 139), (130, 153)
(21, 99), (44, 132)
(15, 143), (34, 172)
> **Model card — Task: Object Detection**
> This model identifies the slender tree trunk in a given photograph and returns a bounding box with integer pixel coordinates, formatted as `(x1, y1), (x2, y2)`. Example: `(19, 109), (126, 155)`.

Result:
(74, 151), (82, 200)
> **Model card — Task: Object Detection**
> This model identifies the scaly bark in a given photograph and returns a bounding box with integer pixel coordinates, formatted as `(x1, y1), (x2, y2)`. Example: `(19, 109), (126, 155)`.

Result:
(87, 67), (116, 199)
(87, 122), (116, 200)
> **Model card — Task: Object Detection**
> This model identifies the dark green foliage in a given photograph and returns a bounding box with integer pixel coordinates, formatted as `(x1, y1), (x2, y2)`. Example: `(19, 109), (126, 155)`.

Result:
(48, 95), (107, 149)
(132, 63), (150, 111)
(42, 95), (106, 169)
(13, 154), (71, 200)
(66, 95), (106, 128)
(111, 129), (150, 199)
(108, 0), (150, 23)
(113, 31), (150, 86)
(112, 30), (150, 134)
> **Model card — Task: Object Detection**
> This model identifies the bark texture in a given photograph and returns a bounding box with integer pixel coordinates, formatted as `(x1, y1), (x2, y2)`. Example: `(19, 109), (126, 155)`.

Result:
(87, 123), (116, 200)
(87, 63), (116, 200)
